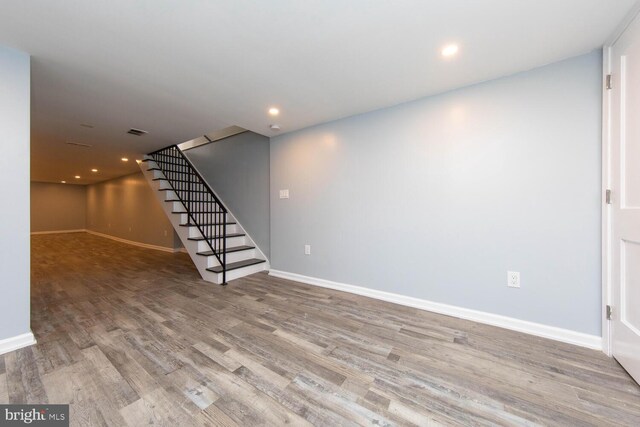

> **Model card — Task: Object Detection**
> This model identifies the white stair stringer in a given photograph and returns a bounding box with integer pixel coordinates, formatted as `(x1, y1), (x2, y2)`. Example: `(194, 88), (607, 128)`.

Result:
(139, 158), (269, 284)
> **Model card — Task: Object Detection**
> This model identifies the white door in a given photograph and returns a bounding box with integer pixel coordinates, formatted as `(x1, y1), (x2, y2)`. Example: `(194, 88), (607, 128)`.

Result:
(611, 11), (640, 384)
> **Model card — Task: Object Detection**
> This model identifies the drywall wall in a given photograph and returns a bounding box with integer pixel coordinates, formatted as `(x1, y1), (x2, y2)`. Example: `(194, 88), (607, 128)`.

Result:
(31, 182), (87, 232)
(185, 131), (270, 258)
(270, 52), (602, 335)
(86, 172), (180, 249)
(0, 46), (31, 342)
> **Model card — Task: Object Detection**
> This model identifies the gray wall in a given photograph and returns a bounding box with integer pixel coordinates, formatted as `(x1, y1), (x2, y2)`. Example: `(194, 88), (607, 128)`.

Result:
(185, 132), (270, 258)
(270, 52), (602, 335)
(86, 172), (180, 249)
(31, 182), (87, 232)
(0, 46), (31, 341)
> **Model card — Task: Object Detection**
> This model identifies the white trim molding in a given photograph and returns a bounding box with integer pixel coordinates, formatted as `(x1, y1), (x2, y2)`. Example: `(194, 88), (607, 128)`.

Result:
(269, 270), (602, 351)
(0, 331), (36, 355)
(31, 229), (86, 235)
(86, 230), (179, 253)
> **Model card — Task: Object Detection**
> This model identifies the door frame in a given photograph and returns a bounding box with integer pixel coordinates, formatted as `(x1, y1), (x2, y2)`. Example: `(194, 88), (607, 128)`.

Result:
(602, 4), (640, 357)
(602, 44), (612, 356)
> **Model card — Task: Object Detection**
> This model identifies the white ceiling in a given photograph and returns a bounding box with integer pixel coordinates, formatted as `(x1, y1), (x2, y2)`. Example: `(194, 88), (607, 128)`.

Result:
(0, 0), (637, 184)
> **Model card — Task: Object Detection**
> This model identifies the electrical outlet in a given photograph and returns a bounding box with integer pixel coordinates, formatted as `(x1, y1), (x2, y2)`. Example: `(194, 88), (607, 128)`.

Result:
(164, 230), (168, 237)
(279, 189), (290, 199)
(129, 227), (132, 232)
(304, 244), (311, 255)
(507, 271), (520, 288)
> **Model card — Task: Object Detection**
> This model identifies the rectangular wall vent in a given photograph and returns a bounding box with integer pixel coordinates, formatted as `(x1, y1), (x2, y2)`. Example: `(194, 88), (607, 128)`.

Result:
(127, 128), (148, 136)
(66, 141), (92, 148)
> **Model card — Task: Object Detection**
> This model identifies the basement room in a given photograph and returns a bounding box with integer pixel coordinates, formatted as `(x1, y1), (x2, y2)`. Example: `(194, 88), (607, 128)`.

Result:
(1, 1), (639, 425)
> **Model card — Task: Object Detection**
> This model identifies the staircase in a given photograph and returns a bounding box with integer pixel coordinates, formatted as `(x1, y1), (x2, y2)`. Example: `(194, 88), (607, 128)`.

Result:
(140, 145), (268, 284)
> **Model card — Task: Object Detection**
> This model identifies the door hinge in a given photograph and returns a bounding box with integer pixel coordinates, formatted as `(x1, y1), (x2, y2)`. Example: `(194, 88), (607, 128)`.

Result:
(606, 305), (613, 320)
(606, 74), (613, 90)
(606, 189), (612, 205)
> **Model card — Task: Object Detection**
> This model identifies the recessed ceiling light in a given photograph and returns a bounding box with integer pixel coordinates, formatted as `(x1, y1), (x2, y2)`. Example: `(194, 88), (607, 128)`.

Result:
(441, 44), (459, 57)
(121, 157), (129, 162)
(91, 168), (98, 172)
(61, 180), (66, 184)
(75, 175), (81, 179)
(268, 107), (279, 116)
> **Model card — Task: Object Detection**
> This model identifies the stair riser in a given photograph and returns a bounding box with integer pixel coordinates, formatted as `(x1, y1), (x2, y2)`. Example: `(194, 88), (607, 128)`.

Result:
(187, 224), (238, 238)
(205, 249), (256, 267)
(158, 181), (174, 191)
(178, 203), (225, 214)
(209, 261), (268, 282)
(197, 236), (245, 252)
(152, 169), (185, 180)
(175, 212), (233, 225)
(161, 190), (178, 201)
(152, 169), (208, 187)
(173, 202), (227, 218)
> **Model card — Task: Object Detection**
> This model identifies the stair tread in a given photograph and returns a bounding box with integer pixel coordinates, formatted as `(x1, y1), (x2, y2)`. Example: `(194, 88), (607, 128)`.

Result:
(180, 222), (236, 226)
(207, 258), (266, 273)
(172, 210), (224, 214)
(153, 178), (204, 183)
(188, 233), (245, 241)
(148, 157), (183, 163)
(197, 245), (255, 256)
(159, 188), (209, 193)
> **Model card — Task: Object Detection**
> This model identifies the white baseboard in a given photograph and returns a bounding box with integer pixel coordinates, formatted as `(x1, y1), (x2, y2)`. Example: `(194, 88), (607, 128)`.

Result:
(0, 331), (37, 355)
(268, 270), (602, 351)
(31, 229), (86, 235)
(86, 230), (179, 253)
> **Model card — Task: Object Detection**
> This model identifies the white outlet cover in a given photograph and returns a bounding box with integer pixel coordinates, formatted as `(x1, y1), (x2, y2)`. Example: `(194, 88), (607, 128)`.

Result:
(304, 244), (311, 255)
(279, 189), (290, 199)
(507, 271), (520, 288)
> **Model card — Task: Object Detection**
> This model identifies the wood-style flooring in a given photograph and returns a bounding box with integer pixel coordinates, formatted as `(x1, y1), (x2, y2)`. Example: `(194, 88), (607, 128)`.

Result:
(1, 233), (639, 426)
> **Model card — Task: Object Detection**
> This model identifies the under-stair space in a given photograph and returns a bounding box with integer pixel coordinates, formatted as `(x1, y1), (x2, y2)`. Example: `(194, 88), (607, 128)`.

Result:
(140, 145), (268, 284)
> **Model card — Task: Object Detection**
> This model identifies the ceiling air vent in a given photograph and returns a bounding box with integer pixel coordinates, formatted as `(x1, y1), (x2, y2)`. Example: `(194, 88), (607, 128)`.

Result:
(66, 141), (92, 148)
(127, 128), (148, 136)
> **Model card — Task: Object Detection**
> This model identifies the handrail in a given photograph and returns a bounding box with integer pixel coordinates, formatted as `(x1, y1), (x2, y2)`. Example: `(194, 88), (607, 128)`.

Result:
(148, 144), (228, 284)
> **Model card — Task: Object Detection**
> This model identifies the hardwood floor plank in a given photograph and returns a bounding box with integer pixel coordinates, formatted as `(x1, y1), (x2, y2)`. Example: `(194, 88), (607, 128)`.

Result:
(119, 387), (194, 427)
(5, 347), (47, 404)
(0, 372), (8, 403)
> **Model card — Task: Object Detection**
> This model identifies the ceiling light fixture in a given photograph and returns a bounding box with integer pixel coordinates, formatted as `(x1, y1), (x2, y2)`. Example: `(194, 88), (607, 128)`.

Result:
(121, 157), (129, 162)
(270, 124), (281, 131)
(75, 175), (81, 179)
(61, 181), (66, 184)
(91, 168), (98, 172)
(441, 44), (459, 57)
(268, 107), (279, 116)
